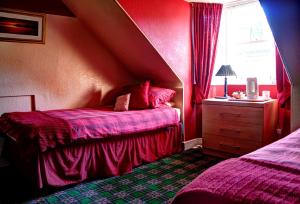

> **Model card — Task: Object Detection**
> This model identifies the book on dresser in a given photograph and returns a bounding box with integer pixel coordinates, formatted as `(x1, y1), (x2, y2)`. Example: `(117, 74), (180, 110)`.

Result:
(202, 98), (278, 158)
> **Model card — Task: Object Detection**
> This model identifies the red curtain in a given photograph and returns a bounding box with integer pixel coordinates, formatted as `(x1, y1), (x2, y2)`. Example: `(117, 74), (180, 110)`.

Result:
(191, 3), (223, 103)
(276, 46), (291, 137)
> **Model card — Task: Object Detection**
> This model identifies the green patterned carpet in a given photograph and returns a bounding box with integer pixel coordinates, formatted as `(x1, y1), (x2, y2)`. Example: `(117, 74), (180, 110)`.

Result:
(27, 148), (222, 204)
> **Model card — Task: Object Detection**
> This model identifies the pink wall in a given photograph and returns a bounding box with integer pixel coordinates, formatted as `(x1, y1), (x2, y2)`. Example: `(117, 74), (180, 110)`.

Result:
(0, 14), (134, 112)
(117, 0), (196, 141)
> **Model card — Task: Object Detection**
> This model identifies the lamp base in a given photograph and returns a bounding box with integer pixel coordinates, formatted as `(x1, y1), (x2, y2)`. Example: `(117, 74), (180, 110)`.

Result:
(214, 96), (228, 99)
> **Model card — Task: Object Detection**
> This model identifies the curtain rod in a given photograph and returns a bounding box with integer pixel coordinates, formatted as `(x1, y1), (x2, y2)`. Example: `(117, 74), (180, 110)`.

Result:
(185, 0), (224, 3)
(225, 0), (257, 8)
(185, 0), (257, 7)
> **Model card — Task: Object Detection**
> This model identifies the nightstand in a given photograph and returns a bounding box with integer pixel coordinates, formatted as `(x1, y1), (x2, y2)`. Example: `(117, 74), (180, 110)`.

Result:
(0, 135), (10, 171)
(0, 136), (11, 203)
(202, 98), (278, 158)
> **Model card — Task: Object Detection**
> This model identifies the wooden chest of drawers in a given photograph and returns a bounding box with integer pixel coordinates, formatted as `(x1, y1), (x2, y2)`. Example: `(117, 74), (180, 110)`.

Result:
(202, 98), (278, 158)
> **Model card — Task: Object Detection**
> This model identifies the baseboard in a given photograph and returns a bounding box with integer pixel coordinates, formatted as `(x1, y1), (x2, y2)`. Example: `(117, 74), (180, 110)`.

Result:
(183, 138), (202, 151)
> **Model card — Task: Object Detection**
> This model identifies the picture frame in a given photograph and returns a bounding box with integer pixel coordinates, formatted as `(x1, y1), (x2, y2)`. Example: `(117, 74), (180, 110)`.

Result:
(0, 9), (45, 44)
(246, 77), (258, 99)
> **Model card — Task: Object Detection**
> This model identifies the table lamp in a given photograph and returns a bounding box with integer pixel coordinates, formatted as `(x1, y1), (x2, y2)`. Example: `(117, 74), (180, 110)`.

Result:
(215, 65), (236, 98)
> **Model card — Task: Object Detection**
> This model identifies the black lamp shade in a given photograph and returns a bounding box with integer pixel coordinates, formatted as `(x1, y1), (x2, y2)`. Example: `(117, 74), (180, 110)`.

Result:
(215, 65), (236, 77)
(215, 65), (236, 98)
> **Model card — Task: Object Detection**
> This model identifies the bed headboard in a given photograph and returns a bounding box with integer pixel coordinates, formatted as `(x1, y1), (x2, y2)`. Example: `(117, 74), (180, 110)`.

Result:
(173, 87), (183, 121)
(0, 95), (36, 115)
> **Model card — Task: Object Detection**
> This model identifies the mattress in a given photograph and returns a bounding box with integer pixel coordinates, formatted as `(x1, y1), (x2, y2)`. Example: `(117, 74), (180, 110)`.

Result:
(0, 106), (180, 152)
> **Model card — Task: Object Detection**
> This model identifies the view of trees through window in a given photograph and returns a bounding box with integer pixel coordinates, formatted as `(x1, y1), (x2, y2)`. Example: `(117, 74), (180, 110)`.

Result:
(212, 1), (276, 85)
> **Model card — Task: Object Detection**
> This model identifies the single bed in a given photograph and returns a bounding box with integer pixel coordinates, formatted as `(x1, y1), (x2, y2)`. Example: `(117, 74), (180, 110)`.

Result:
(172, 128), (300, 204)
(0, 106), (182, 188)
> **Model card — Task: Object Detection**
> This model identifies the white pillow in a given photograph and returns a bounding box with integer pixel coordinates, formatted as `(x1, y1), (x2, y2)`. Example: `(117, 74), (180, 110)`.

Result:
(114, 93), (131, 111)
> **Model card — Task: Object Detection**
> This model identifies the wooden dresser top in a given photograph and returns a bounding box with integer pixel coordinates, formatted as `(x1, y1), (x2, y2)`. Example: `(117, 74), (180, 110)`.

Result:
(203, 98), (277, 108)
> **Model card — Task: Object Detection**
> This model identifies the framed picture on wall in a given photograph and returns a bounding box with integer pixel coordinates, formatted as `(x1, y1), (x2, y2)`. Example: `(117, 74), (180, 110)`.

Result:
(0, 9), (45, 43)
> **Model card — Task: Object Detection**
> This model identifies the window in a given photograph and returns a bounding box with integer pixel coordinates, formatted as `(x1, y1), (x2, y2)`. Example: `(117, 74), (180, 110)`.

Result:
(211, 1), (276, 85)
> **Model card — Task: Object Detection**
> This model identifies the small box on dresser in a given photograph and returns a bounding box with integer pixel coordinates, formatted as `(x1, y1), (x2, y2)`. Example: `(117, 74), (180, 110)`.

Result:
(202, 98), (278, 158)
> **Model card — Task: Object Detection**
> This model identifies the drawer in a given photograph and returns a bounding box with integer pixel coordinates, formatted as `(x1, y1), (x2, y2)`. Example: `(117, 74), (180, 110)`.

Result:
(203, 134), (261, 155)
(203, 121), (263, 142)
(203, 104), (263, 125)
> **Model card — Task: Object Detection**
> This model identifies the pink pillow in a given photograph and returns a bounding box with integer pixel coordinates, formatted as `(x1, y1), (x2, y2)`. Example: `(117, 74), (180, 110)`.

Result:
(148, 87), (176, 108)
(129, 81), (150, 109)
(114, 93), (131, 111)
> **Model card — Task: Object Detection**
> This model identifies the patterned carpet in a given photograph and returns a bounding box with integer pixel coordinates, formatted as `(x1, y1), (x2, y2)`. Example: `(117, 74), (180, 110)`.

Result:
(27, 148), (222, 204)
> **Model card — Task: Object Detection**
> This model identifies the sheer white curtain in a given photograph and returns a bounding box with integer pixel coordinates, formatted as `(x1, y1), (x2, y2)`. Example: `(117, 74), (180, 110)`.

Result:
(211, 1), (275, 85)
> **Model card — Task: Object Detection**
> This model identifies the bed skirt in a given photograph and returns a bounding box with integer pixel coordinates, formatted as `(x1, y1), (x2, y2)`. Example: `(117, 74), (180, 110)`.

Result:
(4, 124), (182, 188)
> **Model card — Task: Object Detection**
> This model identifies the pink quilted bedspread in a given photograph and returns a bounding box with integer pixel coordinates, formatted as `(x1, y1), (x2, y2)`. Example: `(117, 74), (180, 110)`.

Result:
(172, 129), (300, 204)
(0, 106), (179, 152)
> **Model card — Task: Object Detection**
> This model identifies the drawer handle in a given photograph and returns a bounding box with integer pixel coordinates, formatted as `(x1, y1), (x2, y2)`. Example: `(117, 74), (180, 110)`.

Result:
(219, 113), (241, 118)
(219, 128), (241, 134)
(219, 143), (241, 150)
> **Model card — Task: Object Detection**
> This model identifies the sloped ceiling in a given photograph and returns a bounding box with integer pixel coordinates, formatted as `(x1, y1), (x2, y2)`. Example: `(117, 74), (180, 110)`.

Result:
(259, 0), (300, 84)
(0, 0), (74, 16)
(62, 0), (182, 88)
(116, 0), (196, 141)
(259, 0), (300, 130)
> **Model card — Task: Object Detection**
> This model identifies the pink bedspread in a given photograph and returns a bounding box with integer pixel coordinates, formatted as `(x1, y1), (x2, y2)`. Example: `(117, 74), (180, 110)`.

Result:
(0, 107), (179, 152)
(172, 129), (300, 204)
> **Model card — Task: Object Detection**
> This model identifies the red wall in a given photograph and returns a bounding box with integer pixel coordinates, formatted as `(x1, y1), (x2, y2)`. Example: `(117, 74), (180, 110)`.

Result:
(118, 0), (197, 141)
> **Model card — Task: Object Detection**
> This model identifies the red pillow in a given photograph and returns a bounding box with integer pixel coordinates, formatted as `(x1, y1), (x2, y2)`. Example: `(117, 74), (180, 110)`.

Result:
(129, 81), (150, 109)
(148, 87), (176, 108)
